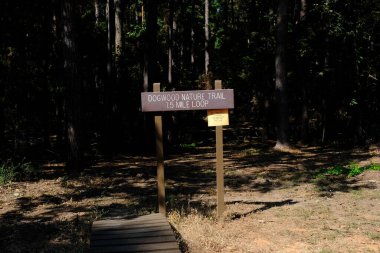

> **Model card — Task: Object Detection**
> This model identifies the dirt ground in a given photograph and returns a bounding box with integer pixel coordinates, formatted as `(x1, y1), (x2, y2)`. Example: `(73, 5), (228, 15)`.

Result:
(0, 141), (379, 253)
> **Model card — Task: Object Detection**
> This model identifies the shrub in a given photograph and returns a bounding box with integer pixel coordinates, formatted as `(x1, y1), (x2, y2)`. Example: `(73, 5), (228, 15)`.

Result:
(0, 160), (16, 184)
(0, 158), (39, 185)
(319, 163), (380, 178)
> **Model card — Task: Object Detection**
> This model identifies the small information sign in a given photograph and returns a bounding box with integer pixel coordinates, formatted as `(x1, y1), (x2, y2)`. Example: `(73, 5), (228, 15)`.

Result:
(207, 109), (229, 127)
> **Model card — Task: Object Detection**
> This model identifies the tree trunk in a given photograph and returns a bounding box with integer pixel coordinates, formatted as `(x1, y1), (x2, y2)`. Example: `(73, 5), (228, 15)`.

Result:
(0, 85), (4, 147)
(53, 0), (65, 148)
(321, 35), (331, 144)
(205, 0), (209, 75)
(41, 62), (51, 149)
(274, 0), (290, 149)
(230, 0), (235, 29)
(61, 0), (82, 173)
(42, 11), (52, 149)
(142, 0), (158, 92)
(300, 87), (309, 143)
(106, 0), (114, 85)
(299, 0), (309, 144)
(93, 0), (101, 120)
(0, 45), (6, 147)
(300, 0), (307, 20)
(142, 0), (158, 151)
(353, 38), (363, 143)
(103, 0), (116, 155)
(190, 0), (196, 82)
(94, 0), (100, 24)
(168, 0), (174, 86)
(114, 0), (122, 84)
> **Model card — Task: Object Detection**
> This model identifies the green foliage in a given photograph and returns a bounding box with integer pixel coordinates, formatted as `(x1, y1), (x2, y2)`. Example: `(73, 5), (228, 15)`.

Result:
(349, 98), (358, 107)
(127, 24), (146, 40)
(179, 143), (197, 149)
(214, 28), (224, 49)
(318, 163), (380, 178)
(95, 21), (107, 33)
(0, 159), (39, 185)
(0, 161), (15, 185)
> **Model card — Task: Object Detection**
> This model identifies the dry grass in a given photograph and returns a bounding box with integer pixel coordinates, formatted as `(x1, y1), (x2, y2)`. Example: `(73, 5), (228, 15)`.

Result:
(165, 144), (380, 253)
(168, 183), (380, 253)
(169, 209), (244, 253)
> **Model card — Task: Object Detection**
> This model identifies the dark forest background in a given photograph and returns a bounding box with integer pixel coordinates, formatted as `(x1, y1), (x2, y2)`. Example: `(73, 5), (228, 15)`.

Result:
(1, 0), (379, 173)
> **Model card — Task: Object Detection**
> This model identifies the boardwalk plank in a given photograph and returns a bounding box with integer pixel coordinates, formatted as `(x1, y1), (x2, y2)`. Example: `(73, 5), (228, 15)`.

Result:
(89, 213), (180, 253)
(91, 235), (176, 247)
(93, 219), (168, 227)
(94, 214), (166, 225)
(92, 222), (170, 233)
(92, 225), (170, 236)
(94, 213), (164, 224)
(92, 228), (173, 239)
(92, 221), (169, 231)
(90, 241), (180, 253)
(91, 229), (174, 240)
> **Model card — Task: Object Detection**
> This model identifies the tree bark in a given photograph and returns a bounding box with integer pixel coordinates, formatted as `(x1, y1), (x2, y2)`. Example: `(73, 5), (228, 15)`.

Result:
(61, 0), (82, 173)
(114, 0), (122, 84)
(143, 0), (158, 92)
(300, 0), (307, 20)
(190, 0), (196, 81)
(148, 0), (158, 85)
(103, 0), (116, 155)
(0, 84), (4, 147)
(168, 0), (174, 86)
(106, 0), (114, 85)
(42, 10), (52, 149)
(274, 0), (290, 149)
(94, 0), (100, 25)
(52, 0), (65, 148)
(205, 0), (209, 75)
(141, 0), (158, 151)
(299, 0), (309, 144)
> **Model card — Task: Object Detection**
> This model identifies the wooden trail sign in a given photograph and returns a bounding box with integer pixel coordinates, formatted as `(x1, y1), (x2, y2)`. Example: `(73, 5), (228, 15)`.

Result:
(142, 81), (232, 219)
(141, 89), (234, 112)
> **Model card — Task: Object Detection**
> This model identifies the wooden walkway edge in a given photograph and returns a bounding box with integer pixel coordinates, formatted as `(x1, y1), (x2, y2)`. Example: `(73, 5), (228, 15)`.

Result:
(89, 213), (181, 253)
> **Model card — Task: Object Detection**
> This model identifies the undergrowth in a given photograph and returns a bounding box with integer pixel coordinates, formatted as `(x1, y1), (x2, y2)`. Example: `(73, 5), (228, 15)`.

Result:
(0, 158), (39, 185)
(318, 163), (380, 178)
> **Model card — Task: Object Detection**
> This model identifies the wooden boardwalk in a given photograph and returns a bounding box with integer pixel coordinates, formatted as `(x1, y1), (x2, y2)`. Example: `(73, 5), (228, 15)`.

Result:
(89, 213), (181, 253)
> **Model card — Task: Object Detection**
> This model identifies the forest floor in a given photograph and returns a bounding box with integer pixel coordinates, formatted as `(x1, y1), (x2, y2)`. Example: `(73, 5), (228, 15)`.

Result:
(1, 139), (380, 252)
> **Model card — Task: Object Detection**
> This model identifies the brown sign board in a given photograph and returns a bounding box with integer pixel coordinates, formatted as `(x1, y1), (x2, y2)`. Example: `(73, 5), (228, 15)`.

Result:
(141, 89), (234, 112)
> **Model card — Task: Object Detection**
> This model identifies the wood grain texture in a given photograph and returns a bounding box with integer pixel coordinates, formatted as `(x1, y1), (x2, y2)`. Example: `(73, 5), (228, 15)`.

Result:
(90, 213), (180, 253)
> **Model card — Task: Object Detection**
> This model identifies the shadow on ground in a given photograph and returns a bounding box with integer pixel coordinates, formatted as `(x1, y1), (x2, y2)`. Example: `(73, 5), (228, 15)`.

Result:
(0, 141), (378, 252)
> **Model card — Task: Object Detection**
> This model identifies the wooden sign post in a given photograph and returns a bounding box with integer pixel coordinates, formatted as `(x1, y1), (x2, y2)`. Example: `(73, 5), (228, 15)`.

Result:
(214, 80), (225, 218)
(141, 81), (233, 218)
(153, 83), (166, 214)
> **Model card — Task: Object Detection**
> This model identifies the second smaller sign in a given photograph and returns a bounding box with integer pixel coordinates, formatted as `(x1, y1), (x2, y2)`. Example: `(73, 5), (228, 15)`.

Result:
(207, 109), (229, 127)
